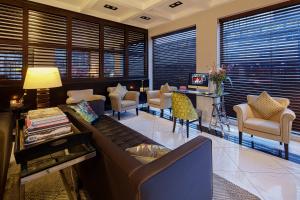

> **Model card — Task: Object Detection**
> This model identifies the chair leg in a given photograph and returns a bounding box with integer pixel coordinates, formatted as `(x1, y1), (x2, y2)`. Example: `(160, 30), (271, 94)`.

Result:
(180, 119), (183, 126)
(198, 116), (202, 132)
(169, 108), (172, 114)
(118, 112), (120, 120)
(284, 143), (289, 159)
(113, 110), (115, 116)
(186, 120), (189, 138)
(251, 135), (253, 137)
(136, 108), (139, 116)
(239, 131), (243, 144)
(147, 106), (150, 113)
(173, 117), (177, 133)
(160, 109), (164, 117)
(280, 142), (282, 145)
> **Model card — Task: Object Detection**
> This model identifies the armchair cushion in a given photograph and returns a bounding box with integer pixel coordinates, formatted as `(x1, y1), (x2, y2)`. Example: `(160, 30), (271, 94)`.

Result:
(121, 100), (136, 108)
(148, 98), (161, 106)
(249, 91), (285, 119)
(244, 118), (280, 136)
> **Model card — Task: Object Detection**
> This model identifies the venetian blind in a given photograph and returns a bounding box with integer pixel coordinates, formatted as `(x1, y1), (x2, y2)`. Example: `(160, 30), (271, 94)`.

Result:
(28, 10), (67, 78)
(153, 27), (196, 89)
(128, 30), (146, 77)
(72, 19), (99, 78)
(0, 4), (23, 80)
(220, 4), (300, 132)
(103, 26), (124, 78)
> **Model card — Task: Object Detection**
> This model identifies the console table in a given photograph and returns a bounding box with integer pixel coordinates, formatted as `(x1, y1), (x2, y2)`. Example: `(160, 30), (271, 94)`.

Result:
(176, 90), (230, 135)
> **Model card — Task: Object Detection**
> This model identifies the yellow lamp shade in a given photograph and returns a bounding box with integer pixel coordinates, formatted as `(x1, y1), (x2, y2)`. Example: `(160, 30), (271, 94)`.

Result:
(23, 67), (62, 89)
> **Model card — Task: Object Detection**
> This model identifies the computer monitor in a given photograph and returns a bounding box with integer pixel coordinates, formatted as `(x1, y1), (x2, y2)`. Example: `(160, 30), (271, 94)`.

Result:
(188, 73), (209, 90)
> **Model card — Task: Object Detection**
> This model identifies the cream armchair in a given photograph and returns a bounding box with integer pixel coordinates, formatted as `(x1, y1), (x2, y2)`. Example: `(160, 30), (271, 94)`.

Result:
(233, 95), (296, 159)
(147, 86), (177, 117)
(107, 86), (140, 120)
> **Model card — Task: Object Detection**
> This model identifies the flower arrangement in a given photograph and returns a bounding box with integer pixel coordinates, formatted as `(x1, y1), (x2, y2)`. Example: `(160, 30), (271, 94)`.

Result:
(209, 64), (232, 95)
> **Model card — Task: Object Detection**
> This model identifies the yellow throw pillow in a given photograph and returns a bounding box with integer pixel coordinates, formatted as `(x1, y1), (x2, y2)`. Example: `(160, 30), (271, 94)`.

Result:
(250, 91), (284, 119)
(160, 83), (171, 93)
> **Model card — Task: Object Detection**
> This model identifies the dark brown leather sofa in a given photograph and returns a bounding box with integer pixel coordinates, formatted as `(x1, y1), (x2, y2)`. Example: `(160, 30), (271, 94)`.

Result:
(63, 103), (213, 200)
(0, 112), (13, 200)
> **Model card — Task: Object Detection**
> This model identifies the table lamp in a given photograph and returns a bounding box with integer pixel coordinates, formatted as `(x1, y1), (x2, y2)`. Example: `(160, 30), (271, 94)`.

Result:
(23, 67), (62, 108)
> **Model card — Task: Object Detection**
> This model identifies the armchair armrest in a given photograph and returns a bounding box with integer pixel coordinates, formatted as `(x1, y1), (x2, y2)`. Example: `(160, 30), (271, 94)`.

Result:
(233, 103), (251, 131)
(109, 94), (122, 112)
(124, 91), (140, 104)
(280, 108), (296, 143)
(160, 93), (172, 109)
(147, 90), (160, 100)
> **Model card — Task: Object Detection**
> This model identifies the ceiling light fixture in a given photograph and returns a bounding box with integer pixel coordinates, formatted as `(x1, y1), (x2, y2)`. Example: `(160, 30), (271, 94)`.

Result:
(140, 16), (151, 20)
(169, 1), (183, 8)
(104, 4), (118, 10)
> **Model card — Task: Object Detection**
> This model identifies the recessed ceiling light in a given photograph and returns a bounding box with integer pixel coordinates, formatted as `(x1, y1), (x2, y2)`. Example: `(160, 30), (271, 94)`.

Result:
(104, 4), (118, 10)
(169, 1), (183, 8)
(140, 16), (151, 20)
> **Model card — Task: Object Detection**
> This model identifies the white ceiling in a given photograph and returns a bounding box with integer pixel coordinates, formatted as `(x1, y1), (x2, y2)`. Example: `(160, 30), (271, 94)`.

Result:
(30, 0), (235, 29)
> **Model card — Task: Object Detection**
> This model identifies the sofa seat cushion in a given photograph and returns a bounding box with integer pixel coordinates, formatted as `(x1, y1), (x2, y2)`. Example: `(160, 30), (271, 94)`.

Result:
(244, 118), (280, 136)
(121, 100), (136, 108)
(148, 98), (161, 106)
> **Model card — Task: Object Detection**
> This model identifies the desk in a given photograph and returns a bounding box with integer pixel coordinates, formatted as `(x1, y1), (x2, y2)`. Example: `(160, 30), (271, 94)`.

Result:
(175, 90), (230, 134)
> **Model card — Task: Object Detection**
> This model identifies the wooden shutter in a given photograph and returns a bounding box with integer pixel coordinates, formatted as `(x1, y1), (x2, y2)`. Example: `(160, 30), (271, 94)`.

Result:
(220, 4), (300, 132)
(153, 27), (196, 89)
(103, 26), (124, 78)
(72, 19), (99, 78)
(128, 30), (146, 77)
(0, 4), (23, 80)
(28, 10), (67, 78)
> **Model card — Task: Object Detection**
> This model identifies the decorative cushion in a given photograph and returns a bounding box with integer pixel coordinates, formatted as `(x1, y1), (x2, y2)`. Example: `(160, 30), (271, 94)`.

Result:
(70, 100), (98, 123)
(160, 83), (171, 93)
(111, 83), (127, 99)
(126, 143), (170, 164)
(249, 91), (285, 119)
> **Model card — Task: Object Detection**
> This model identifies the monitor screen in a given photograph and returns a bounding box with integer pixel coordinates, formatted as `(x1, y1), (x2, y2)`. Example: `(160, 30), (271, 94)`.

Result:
(189, 73), (209, 87)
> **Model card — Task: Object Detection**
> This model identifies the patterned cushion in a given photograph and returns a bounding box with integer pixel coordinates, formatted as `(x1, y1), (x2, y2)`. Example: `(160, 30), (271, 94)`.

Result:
(70, 100), (98, 123)
(160, 83), (171, 93)
(126, 143), (170, 164)
(249, 91), (284, 119)
(111, 83), (127, 99)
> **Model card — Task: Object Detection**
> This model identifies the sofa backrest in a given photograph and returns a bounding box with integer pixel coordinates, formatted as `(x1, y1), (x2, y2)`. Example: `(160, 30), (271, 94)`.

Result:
(0, 112), (13, 200)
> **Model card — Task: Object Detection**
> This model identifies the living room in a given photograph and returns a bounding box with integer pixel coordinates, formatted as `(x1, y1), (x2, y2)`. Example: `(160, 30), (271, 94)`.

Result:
(0, 0), (299, 200)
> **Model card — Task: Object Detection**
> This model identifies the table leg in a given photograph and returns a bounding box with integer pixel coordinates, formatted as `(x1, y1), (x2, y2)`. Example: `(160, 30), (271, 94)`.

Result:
(19, 183), (25, 200)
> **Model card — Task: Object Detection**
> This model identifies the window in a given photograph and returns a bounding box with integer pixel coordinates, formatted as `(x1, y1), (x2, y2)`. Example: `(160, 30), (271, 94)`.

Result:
(28, 10), (67, 78)
(153, 27), (196, 89)
(103, 26), (125, 78)
(128, 30), (146, 77)
(220, 4), (300, 132)
(72, 19), (99, 78)
(0, 4), (23, 80)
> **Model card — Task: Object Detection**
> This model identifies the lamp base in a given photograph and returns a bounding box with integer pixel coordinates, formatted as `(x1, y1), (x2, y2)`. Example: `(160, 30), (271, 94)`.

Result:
(37, 88), (50, 109)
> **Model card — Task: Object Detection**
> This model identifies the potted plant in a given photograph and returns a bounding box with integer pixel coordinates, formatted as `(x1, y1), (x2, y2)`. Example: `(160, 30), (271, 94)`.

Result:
(209, 64), (232, 96)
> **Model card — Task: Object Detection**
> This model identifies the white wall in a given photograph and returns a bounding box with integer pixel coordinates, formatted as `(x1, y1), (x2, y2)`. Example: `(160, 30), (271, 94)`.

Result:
(148, 0), (287, 122)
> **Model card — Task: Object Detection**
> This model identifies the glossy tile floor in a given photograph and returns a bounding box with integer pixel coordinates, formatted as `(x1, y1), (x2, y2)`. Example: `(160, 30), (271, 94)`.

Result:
(110, 109), (300, 200)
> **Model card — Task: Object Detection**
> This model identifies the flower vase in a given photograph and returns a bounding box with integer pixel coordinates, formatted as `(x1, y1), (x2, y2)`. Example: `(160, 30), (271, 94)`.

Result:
(216, 82), (223, 96)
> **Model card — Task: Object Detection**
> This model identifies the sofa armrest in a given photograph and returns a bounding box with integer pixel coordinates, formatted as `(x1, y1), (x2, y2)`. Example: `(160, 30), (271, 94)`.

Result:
(109, 94), (122, 112)
(130, 136), (212, 200)
(280, 108), (296, 143)
(146, 90), (160, 101)
(124, 91), (140, 104)
(233, 103), (251, 131)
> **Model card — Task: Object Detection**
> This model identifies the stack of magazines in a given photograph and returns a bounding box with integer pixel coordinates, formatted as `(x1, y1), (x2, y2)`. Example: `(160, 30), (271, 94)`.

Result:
(24, 107), (73, 145)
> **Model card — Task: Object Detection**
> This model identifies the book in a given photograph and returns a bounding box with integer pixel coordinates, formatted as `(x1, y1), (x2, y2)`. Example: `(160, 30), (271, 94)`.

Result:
(25, 123), (72, 136)
(27, 107), (66, 121)
(26, 118), (70, 131)
(28, 115), (68, 127)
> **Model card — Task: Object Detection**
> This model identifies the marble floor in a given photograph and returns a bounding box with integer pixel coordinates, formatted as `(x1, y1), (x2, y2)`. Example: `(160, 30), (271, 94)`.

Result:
(111, 109), (300, 200)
